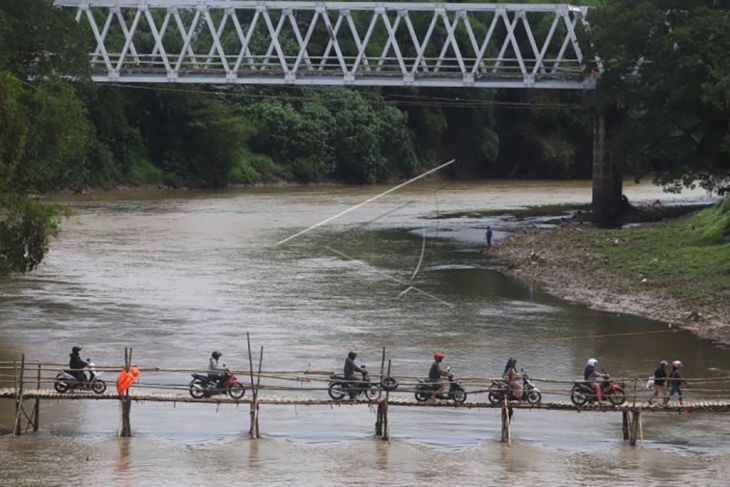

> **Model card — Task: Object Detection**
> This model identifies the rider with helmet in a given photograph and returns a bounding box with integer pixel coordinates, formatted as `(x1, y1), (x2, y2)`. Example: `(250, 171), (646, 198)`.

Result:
(429, 352), (449, 397)
(648, 360), (669, 406)
(584, 358), (603, 402)
(69, 346), (88, 383)
(664, 360), (688, 405)
(208, 351), (226, 389)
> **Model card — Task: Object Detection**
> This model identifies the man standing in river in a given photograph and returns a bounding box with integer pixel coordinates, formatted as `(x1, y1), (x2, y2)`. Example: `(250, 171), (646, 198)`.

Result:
(486, 225), (493, 247)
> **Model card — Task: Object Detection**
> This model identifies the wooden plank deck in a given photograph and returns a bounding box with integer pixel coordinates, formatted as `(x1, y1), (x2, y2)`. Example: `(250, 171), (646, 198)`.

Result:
(2, 388), (729, 412)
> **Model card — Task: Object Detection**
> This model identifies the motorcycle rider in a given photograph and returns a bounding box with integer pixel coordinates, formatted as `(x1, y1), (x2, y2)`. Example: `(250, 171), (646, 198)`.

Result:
(68, 346), (88, 384)
(428, 352), (449, 398)
(648, 360), (668, 406)
(584, 358), (603, 402)
(208, 351), (227, 389)
(344, 351), (366, 397)
(503, 357), (523, 402)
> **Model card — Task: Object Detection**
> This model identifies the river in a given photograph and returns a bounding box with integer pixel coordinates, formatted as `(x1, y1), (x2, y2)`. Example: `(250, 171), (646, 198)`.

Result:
(0, 180), (727, 486)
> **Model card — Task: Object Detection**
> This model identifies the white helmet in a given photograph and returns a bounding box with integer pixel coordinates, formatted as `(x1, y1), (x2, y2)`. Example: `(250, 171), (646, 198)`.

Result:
(587, 358), (598, 367)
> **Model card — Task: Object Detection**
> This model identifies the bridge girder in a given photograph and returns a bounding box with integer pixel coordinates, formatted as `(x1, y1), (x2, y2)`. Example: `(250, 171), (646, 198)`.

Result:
(54, 1), (598, 89)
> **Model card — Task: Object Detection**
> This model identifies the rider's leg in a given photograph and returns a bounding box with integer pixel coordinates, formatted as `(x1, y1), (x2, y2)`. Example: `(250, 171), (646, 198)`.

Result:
(593, 383), (602, 402)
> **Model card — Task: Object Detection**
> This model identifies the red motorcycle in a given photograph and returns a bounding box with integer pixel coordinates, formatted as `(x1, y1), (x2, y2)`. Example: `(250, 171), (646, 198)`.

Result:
(570, 370), (626, 406)
(189, 369), (245, 399)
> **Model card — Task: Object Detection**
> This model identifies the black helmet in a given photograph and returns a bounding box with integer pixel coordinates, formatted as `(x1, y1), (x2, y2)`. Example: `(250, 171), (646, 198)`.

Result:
(72, 346), (82, 353)
(348, 351), (357, 360)
(212, 351), (222, 359)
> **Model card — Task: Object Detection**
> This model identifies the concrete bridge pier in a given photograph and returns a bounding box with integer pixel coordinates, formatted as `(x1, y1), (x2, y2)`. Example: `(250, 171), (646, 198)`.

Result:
(592, 108), (626, 227)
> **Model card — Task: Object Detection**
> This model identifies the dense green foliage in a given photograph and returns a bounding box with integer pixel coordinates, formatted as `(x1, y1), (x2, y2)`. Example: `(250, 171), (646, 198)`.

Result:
(590, 0), (730, 192)
(1, 0), (730, 276)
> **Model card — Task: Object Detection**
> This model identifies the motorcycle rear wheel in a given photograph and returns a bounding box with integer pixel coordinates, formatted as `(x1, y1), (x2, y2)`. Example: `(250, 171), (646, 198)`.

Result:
(91, 380), (107, 394)
(328, 382), (347, 400)
(527, 390), (542, 404)
(606, 389), (626, 406)
(54, 374), (68, 393)
(570, 386), (589, 406)
(189, 380), (207, 399)
(487, 390), (502, 405)
(414, 385), (432, 402)
(452, 389), (467, 404)
(228, 383), (245, 399)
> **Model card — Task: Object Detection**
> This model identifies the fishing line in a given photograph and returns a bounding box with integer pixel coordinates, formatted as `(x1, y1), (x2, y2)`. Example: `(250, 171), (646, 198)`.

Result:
(324, 245), (454, 309)
(275, 159), (455, 246)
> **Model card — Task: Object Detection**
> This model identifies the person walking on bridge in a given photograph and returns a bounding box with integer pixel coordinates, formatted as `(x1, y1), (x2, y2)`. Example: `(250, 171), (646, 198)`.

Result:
(648, 360), (668, 406)
(664, 360), (688, 406)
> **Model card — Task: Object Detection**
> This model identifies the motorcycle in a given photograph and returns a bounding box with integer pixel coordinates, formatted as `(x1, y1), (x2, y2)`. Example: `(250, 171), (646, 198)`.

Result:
(487, 372), (542, 405)
(189, 369), (246, 399)
(414, 367), (467, 404)
(570, 370), (626, 406)
(54, 360), (107, 394)
(328, 365), (381, 401)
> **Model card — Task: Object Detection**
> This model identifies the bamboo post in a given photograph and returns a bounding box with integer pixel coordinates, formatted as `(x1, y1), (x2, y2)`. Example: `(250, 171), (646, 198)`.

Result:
(251, 346), (264, 438)
(500, 391), (511, 445)
(375, 347), (385, 436)
(119, 347), (132, 437)
(33, 363), (40, 431)
(246, 333), (259, 439)
(622, 410), (629, 441)
(629, 410), (640, 446)
(381, 359), (391, 441)
(13, 354), (25, 436)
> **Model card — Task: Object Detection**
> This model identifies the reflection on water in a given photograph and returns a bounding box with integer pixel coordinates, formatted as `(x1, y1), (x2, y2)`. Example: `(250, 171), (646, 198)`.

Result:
(0, 180), (725, 485)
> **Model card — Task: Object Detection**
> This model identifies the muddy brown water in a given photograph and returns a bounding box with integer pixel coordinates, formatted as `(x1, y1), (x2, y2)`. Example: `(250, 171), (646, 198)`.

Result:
(0, 181), (727, 486)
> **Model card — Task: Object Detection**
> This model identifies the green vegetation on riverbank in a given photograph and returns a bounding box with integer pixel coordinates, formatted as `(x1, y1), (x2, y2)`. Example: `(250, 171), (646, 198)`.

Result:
(571, 197), (730, 306)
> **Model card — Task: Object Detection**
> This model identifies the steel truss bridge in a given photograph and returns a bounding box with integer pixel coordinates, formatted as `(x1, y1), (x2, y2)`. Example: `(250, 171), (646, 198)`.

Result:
(54, 1), (598, 90)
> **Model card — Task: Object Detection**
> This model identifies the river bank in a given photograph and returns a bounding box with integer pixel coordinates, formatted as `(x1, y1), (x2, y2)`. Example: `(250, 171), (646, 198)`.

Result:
(492, 199), (730, 344)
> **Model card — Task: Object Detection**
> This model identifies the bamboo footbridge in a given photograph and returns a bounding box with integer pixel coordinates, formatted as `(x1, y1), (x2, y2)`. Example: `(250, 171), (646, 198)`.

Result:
(3, 343), (730, 447)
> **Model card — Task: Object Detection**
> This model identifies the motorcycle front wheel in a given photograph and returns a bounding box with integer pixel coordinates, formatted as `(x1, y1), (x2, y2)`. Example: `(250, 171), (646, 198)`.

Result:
(606, 389), (626, 406)
(328, 382), (347, 400)
(364, 386), (381, 401)
(91, 379), (107, 394)
(54, 374), (68, 393)
(527, 390), (542, 404)
(570, 386), (589, 406)
(414, 384), (432, 402)
(452, 388), (467, 404)
(228, 383), (245, 399)
(189, 380), (207, 399)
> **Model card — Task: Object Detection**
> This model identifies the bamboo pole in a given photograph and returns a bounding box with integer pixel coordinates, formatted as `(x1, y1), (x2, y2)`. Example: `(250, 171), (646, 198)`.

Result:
(629, 410), (640, 446)
(501, 392), (511, 446)
(246, 333), (259, 439)
(33, 364), (40, 431)
(13, 354), (25, 436)
(622, 410), (629, 441)
(252, 346), (264, 438)
(375, 347), (385, 436)
(381, 359), (392, 441)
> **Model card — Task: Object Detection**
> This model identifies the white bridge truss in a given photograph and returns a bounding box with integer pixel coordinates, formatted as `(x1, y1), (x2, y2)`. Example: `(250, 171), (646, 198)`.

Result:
(54, 1), (598, 89)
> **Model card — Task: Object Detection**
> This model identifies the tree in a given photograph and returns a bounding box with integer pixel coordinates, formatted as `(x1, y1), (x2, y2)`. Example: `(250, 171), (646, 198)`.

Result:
(591, 0), (730, 193)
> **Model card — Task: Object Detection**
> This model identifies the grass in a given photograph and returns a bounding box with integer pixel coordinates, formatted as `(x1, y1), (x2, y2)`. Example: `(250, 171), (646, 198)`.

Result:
(571, 197), (730, 306)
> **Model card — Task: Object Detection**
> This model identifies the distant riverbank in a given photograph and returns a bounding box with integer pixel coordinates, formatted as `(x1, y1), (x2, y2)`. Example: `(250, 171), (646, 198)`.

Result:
(492, 198), (730, 344)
